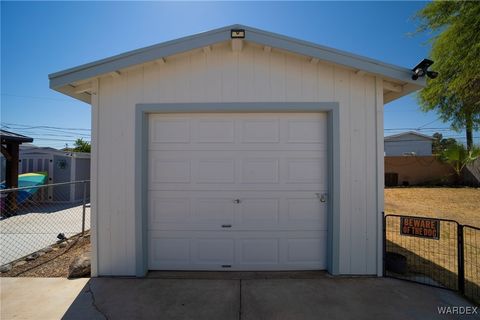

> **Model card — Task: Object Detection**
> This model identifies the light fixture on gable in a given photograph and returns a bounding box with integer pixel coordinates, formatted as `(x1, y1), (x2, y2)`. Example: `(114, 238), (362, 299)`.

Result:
(231, 29), (245, 39)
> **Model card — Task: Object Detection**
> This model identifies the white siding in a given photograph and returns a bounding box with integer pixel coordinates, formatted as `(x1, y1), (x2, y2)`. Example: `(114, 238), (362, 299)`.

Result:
(95, 42), (380, 275)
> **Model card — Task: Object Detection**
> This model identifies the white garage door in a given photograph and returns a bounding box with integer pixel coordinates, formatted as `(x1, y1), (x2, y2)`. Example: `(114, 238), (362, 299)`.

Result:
(148, 113), (328, 271)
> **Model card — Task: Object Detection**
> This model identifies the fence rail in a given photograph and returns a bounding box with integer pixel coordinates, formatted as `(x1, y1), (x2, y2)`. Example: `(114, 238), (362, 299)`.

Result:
(384, 213), (480, 305)
(0, 180), (90, 267)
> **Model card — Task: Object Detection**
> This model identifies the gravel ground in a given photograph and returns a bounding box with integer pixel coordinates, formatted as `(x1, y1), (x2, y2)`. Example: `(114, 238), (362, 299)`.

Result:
(0, 233), (90, 278)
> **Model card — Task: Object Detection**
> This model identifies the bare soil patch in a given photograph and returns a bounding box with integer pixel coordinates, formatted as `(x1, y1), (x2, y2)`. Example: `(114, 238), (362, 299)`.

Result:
(1, 233), (90, 278)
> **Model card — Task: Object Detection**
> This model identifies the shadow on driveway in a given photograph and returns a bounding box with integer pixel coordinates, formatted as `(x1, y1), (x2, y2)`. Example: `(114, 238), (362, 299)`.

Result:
(60, 272), (476, 320)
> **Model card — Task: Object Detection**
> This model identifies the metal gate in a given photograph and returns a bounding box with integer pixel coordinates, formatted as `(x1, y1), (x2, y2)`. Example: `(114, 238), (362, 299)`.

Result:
(383, 214), (479, 305)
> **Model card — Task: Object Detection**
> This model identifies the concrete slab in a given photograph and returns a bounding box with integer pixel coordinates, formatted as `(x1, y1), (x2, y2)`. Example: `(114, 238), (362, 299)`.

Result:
(1, 275), (477, 320)
(0, 277), (89, 320)
(242, 277), (478, 320)
(63, 278), (240, 320)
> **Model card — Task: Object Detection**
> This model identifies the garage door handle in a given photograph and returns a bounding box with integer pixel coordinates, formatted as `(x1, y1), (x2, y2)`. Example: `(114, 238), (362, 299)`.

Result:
(222, 224), (232, 228)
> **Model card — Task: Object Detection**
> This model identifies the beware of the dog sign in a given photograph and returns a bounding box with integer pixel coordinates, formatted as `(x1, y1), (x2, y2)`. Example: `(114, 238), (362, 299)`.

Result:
(400, 217), (440, 240)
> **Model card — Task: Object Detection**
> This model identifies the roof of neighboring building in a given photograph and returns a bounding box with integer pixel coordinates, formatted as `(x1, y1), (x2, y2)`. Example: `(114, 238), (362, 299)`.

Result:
(19, 145), (91, 159)
(0, 130), (34, 144)
(384, 131), (435, 141)
(49, 24), (425, 104)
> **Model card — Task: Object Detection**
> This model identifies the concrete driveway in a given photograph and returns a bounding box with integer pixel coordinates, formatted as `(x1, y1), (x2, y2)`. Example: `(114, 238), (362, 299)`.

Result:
(0, 203), (91, 265)
(1, 273), (478, 320)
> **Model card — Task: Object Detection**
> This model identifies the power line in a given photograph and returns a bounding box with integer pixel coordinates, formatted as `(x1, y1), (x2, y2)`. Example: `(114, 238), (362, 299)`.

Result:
(416, 117), (442, 130)
(1, 122), (91, 131)
(2, 126), (91, 138)
(384, 127), (454, 131)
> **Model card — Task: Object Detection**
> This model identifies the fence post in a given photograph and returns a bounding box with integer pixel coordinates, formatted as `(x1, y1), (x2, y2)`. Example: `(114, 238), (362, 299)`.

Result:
(382, 211), (386, 276)
(457, 224), (465, 294)
(81, 181), (87, 236)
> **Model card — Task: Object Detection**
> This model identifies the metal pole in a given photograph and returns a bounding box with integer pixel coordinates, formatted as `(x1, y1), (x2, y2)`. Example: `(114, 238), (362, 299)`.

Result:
(382, 211), (386, 277)
(457, 224), (465, 294)
(82, 181), (87, 235)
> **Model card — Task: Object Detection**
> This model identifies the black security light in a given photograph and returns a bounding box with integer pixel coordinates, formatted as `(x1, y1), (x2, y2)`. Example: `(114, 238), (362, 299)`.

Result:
(411, 59), (438, 80)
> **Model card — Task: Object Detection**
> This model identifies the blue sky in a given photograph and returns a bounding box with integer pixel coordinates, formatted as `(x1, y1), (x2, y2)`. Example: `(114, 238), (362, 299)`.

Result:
(1, 1), (475, 148)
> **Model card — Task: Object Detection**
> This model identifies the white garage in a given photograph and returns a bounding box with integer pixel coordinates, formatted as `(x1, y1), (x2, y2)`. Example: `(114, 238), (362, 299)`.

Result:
(49, 25), (424, 276)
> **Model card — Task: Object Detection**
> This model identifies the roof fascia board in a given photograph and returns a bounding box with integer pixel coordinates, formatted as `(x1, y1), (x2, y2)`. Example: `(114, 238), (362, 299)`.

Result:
(49, 27), (232, 89)
(244, 26), (424, 87)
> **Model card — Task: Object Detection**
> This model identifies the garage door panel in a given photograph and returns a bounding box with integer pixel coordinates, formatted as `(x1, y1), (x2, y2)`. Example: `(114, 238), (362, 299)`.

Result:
(241, 119), (280, 143)
(148, 113), (328, 271)
(194, 119), (235, 143)
(195, 159), (235, 183)
(286, 119), (327, 143)
(287, 198), (328, 226)
(150, 238), (190, 264)
(148, 191), (326, 231)
(286, 158), (326, 184)
(148, 231), (327, 270)
(149, 153), (327, 189)
(239, 198), (279, 225)
(193, 198), (235, 224)
(287, 238), (327, 265)
(195, 239), (235, 264)
(151, 159), (191, 183)
(239, 239), (279, 264)
(149, 191), (326, 230)
(149, 197), (190, 224)
(241, 158), (279, 184)
(150, 118), (191, 144)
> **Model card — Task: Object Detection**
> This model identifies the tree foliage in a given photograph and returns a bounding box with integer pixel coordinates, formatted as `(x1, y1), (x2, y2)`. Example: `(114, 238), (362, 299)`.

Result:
(432, 132), (457, 154)
(73, 138), (91, 153)
(415, 1), (480, 150)
(440, 143), (480, 177)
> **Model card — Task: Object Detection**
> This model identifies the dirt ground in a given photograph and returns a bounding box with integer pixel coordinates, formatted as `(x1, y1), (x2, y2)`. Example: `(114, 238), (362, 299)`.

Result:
(385, 187), (480, 227)
(1, 233), (90, 278)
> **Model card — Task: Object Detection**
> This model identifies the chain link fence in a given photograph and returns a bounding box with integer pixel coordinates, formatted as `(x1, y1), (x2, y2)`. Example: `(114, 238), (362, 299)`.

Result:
(0, 180), (90, 266)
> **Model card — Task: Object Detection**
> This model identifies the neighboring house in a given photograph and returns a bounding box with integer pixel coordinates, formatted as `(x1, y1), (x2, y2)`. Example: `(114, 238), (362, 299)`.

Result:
(19, 145), (91, 202)
(1, 144), (91, 202)
(384, 131), (434, 156)
(49, 25), (424, 277)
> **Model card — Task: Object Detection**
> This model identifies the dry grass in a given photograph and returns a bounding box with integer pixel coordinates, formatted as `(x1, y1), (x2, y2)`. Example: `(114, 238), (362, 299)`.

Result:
(385, 187), (480, 227)
(1, 234), (90, 278)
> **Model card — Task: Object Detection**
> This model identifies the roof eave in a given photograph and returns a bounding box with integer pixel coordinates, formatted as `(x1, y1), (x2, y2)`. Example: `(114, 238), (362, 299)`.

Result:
(49, 24), (426, 104)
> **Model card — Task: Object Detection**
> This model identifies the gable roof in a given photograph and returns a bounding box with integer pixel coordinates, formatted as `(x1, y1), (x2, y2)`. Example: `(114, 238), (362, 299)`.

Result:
(384, 131), (434, 141)
(49, 24), (426, 104)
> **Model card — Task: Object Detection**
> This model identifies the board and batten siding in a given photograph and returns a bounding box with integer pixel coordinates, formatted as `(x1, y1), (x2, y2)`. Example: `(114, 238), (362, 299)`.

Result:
(93, 42), (383, 276)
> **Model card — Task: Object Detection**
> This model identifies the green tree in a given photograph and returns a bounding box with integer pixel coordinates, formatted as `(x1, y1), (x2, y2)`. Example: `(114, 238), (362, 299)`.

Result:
(432, 132), (457, 154)
(415, 1), (480, 150)
(440, 143), (480, 177)
(73, 138), (91, 153)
